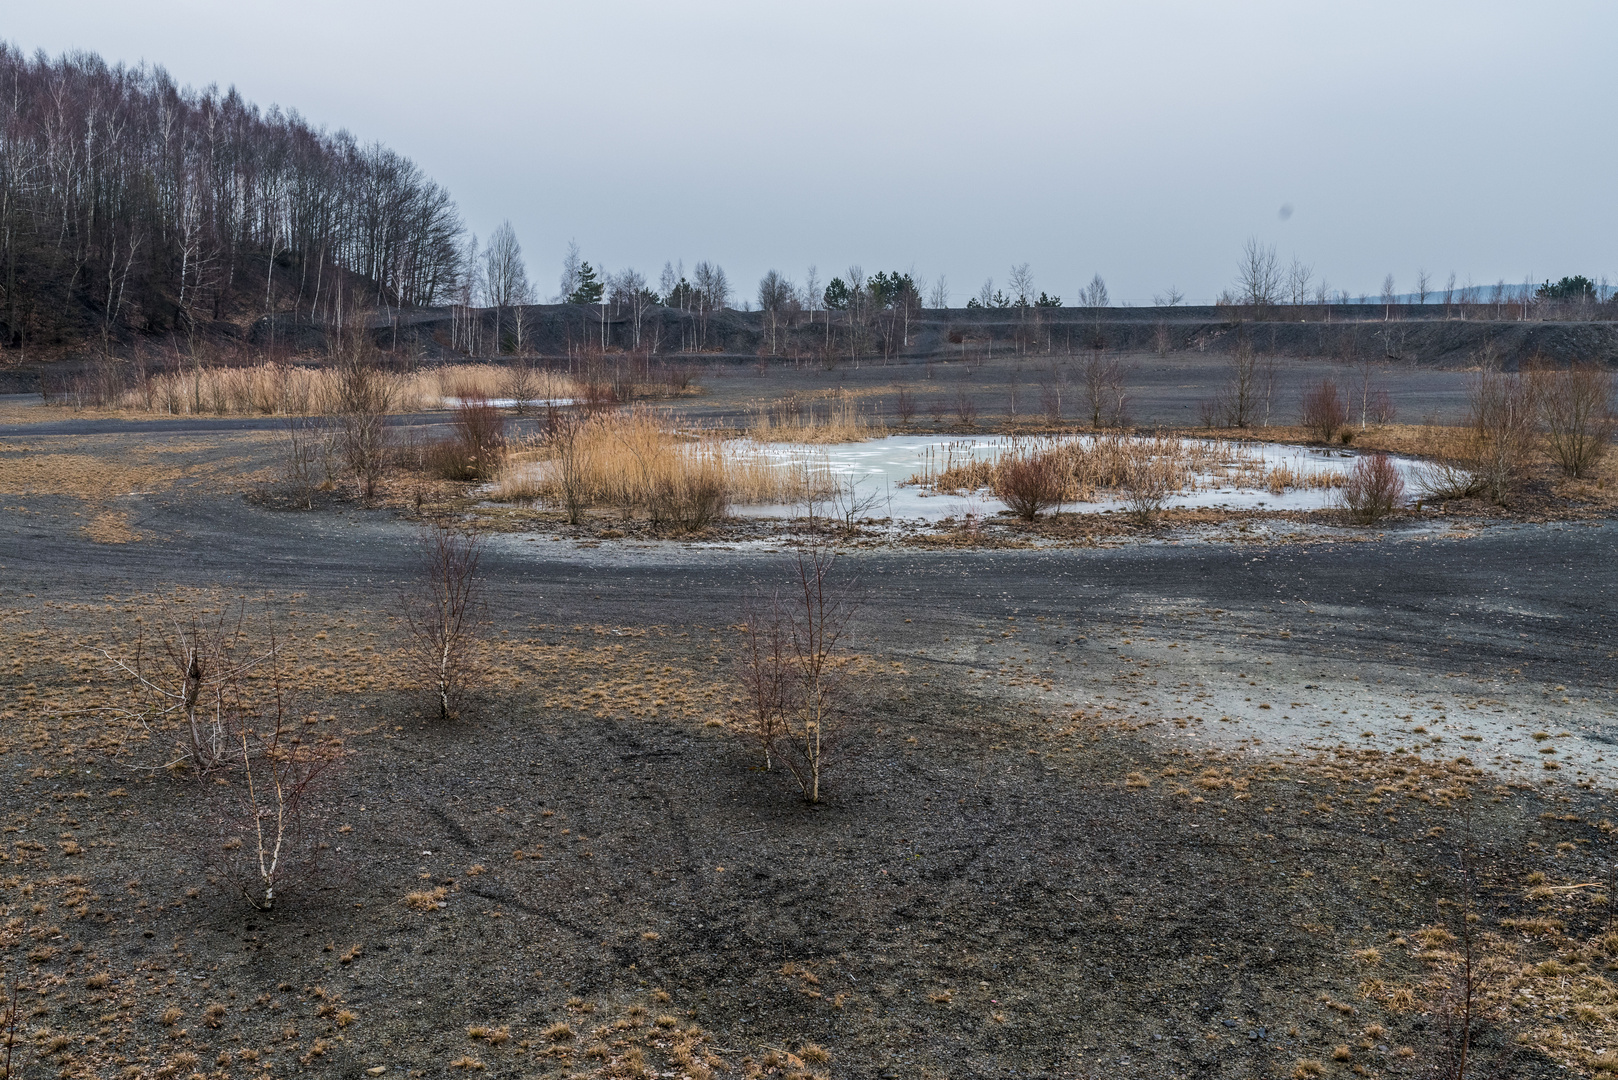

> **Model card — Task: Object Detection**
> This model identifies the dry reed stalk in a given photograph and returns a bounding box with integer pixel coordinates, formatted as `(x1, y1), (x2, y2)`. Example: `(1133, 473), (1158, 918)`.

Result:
(748, 395), (886, 443)
(922, 434), (1344, 506)
(490, 411), (830, 519)
(120, 363), (579, 416)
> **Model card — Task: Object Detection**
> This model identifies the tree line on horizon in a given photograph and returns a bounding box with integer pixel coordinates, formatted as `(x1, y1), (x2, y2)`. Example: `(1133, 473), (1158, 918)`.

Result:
(0, 45), (463, 350)
(3, 45), (1614, 360)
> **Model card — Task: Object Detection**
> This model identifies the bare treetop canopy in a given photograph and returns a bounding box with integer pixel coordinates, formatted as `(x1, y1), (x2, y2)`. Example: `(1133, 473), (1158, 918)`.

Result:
(0, 45), (466, 346)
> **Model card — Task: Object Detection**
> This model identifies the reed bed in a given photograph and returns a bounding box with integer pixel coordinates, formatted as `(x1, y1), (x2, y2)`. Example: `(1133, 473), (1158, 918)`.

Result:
(747, 392), (887, 444)
(118, 363), (579, 416)
(913, 434), (1344, 503)
(493, 411), (834, 525)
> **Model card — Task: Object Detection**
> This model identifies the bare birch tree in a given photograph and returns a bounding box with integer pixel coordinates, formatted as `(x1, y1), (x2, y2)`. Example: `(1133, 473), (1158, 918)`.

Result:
(400, 520), (486, 720)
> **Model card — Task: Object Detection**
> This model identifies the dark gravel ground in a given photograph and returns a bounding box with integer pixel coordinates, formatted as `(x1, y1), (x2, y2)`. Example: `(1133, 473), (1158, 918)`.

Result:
(1, 396), (1616, 1079)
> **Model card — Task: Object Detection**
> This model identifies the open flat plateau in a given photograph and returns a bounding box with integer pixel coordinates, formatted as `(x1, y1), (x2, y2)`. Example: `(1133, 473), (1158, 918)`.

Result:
(1, 354), (1616, 1080)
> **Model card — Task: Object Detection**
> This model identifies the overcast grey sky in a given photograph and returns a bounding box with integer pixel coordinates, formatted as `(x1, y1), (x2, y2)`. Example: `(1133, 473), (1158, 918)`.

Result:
(12, 1), (1616, 304)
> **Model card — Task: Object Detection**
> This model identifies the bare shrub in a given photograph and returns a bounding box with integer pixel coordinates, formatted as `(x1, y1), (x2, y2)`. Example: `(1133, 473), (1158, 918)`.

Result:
(501, 358), (539, 414)
(828, 473), (884, 534)
(548, 413), (590, 524)
(646, 456), (728, 532)
(735, 544), (857, 803)
(954, 387), (979, 427)
(1466, 367), (1538, 504)
(1299, 378), (1347, 444)
(102, 597), (340, 907)
(994, 451), (1065, 520)
(335, 345), (396, 499)
(400, 521), (486, 720)
(1122, 450), (1172, 524)
(1369, 388), (1398, 425)
(284, 414), (335, 509)
(3, 962), (26, 1080)
(102, 599), (273, 775)
(1152, 321), (1172, 357)
(1533, 362), (1615, 478)
(893, 387), (917, 424)
(1082, 352), (1131, 428)
(1339, 453), (1405, 523)
(1413, 423), (1485, 502)
(210, 638), (341, 911)
(1208, 334), (1260, 427)
(441, 395), (506, 481)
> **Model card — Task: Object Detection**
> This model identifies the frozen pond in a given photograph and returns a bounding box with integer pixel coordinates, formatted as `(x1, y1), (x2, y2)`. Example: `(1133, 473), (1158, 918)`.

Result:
(442, 396), (576, 410)
(729, 434), (1422, 522)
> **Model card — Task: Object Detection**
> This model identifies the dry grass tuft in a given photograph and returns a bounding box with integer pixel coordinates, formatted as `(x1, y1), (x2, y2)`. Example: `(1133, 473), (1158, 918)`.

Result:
(116, 362), (578, 416)
(404, 886), (448, 911)
(494, 410), (822, 521)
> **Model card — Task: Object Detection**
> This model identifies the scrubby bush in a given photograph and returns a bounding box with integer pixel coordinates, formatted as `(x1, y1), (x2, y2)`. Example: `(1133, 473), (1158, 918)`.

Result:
(424, 395), (506, 481)
(736, 543), (858, 803)
(1533, 362), (1615, 478)
(1300, 378), (1347, 444)
(1340, 453), (1405, 523)
(1466, 367), (1538, 504)
(399, 520), (486, 720)
(1122, 454), (1172, 524)
(994, 452), (1065, 520)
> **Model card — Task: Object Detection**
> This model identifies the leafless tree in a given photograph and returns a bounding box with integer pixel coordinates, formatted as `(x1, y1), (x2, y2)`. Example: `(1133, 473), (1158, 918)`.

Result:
(1533, 362), (1616, 478)
(1381, 274), (1398, 319)
(284, 413), (334, 509)
(928, 276), (949, 309)
(1078, 274), (1109, 310)
(0, 46), (465, 347)
(977, 278), (996, 307)
(1036, 359), (1066, 421)
(1467, 366), (1538, 504)
(758, 270), (795, 355)
(548, 412), (591, 524)
(502, 356), (539, 415)
(559, 240), (584, 303)
(1152, 322), (1173, 357)
(101, 598), (272, 775)
(1414, 269), (1430, 306)
(1299, 378), (1346, 443)
(736, 543), (858, 803)
(1153, 286), (1185, 307)
(1444, 272), (1456, 313)
(1354, 353), (1385, 430)
(894, 387), (917, 423)
(1235, 238), (1282, 308)
(481, 221), (530, 353)
(829, 473), (884, 534)
(1008, 263), (1036, 305)
(1082, 352), (1130, 427)
(1286, 257), (1313, 305)
(211, 632), (341, 912)
(1209, 332), (1259, 427)
(802, 265), (822, 325)
(335, 338), (395, 499)
(692, 260), (731, 347)
(400, 520), (486, 720)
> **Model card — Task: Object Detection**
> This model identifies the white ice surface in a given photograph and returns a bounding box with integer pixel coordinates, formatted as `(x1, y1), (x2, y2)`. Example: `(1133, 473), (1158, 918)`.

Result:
(726, 434), (1422, 522)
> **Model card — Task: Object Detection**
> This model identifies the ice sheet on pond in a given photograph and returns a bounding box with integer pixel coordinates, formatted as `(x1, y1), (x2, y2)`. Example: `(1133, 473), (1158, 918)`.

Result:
(727, 434), (1422, 522)
(441, 397), (576, 410)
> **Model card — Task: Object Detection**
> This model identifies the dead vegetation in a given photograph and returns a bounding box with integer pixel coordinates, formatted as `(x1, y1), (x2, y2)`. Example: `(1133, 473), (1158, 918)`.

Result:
(103, 361), (578, 417)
